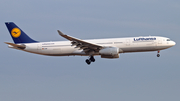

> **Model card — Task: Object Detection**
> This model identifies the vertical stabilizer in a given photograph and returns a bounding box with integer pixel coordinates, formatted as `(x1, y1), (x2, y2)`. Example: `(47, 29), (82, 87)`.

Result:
(5, 22), (37, 44)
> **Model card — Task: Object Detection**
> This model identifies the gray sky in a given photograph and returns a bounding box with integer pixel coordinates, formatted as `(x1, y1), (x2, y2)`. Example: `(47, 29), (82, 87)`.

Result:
(0, 0), (180, 101)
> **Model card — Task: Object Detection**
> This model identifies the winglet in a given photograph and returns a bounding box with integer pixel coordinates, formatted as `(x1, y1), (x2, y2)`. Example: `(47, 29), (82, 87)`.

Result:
(57, 30), (74, 41)
(57, 30), (65, 36)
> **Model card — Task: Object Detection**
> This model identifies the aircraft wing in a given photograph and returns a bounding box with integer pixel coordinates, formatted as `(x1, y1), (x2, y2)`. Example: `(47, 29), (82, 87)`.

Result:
(5, 42), (26, 49)
(58, 30), (103, 52)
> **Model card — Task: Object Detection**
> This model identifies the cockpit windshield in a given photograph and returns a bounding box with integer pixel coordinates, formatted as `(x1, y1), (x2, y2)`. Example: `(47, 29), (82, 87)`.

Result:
(167, 39), (171, 41)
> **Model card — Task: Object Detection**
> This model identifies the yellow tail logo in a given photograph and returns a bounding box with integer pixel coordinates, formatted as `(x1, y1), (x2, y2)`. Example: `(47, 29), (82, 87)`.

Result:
(11, 28), (21, 38)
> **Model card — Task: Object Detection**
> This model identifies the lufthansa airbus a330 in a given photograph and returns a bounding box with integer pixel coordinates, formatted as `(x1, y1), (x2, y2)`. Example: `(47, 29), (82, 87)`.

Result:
(5, 22), (176, 65)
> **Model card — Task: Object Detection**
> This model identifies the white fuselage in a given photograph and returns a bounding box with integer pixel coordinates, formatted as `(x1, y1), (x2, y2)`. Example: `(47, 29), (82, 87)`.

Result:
(11, 36), (176, 56)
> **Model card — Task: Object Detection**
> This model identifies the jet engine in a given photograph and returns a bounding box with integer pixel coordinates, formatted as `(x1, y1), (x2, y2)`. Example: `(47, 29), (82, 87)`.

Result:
(99, 47), (120, 59)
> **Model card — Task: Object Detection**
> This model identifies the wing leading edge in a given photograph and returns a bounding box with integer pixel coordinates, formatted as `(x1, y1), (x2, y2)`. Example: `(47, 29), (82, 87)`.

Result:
(57, 30), (103, 54)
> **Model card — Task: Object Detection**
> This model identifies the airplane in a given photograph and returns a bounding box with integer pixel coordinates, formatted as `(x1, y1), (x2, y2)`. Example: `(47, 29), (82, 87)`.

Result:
(5, 22), (176, 65)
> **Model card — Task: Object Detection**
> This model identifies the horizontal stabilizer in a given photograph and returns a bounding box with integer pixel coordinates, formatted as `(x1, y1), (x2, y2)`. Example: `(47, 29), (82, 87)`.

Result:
(5, 42), (26, 49)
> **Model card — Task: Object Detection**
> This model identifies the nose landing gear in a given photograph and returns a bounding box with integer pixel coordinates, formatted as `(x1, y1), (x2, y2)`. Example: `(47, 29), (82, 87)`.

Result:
(157, 51), (160, 57)
(85, 56), (95, 65)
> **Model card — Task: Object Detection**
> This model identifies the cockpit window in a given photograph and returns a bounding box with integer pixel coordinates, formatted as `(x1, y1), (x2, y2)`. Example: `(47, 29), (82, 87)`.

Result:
(167, 39), (171, 41)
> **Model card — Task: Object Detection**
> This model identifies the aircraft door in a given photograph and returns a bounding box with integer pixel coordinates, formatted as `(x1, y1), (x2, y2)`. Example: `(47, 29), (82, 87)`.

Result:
(158, 39), (162, 44)
(156, 38), (162, 49)
(126, 39), (130, 46)
(37, 44), (41, 51)
(158, 39), (162, 45)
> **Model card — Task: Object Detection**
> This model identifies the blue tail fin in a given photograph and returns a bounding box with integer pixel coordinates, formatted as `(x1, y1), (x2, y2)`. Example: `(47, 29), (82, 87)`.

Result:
(5, 22), (38, 44)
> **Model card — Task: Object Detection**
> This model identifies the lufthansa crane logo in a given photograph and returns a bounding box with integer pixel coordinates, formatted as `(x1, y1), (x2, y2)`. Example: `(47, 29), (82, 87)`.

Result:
(11, 28), (21, 38)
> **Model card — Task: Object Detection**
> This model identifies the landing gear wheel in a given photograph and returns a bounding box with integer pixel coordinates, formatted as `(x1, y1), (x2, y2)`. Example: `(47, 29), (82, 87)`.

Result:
(85, 56), (95, 65)
(86, 59), (91, 65)
(90, 56), (95, 62)
(157, 54), (160, 57)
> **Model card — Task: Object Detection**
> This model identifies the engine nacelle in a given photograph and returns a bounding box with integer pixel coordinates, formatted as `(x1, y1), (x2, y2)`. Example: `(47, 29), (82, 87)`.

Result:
(101, 54), (119, 59)
(99, 47), (120, 59)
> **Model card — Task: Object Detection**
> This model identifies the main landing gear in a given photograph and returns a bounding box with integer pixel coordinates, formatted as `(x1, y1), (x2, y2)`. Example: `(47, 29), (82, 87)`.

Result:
(157, 51), (160, 57)
(85, 56), (95, 65)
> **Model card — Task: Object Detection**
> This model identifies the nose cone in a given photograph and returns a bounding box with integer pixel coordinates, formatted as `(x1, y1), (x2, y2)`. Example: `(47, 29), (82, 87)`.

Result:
(170, 41), (176, 46)
(172, 41), (176, 46)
